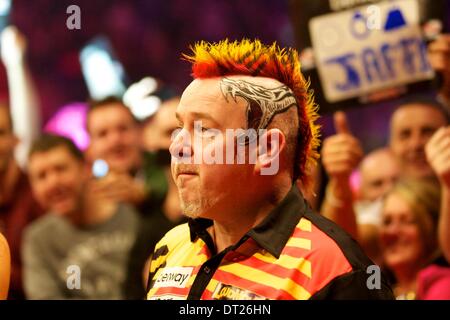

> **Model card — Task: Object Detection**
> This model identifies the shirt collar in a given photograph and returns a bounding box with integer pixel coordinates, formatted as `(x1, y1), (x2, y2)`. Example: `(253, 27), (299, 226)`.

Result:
(188, 185), (309, 258)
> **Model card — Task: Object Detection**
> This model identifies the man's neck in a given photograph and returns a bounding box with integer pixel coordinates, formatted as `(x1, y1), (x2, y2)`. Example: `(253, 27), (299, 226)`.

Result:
(211, 182), (291, 253)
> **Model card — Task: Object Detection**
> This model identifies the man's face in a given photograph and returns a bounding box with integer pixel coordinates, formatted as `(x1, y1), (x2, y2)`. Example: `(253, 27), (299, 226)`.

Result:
(143, 98), (179, 152)
(169, 78), (252, 220)
(28, 146), (85, 216)
(0, 107), (16, 173)
(389, 104), (447, 178)
(360, 150), (400, 202)
(88, 103), (141, 173)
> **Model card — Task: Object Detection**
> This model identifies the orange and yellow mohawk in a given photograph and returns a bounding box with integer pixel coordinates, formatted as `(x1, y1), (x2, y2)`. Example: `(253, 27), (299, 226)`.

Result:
(183, 39), (320, 186)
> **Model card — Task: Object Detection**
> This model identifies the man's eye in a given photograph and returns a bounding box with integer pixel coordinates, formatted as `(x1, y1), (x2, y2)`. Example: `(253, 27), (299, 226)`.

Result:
(421, 127), (436, 137)
(198, 127), (219, 139)
(56, 164), (67, 172)
(371, 180), (383, 188)
(36, 172), (46, 181)
(194, 126), (209, 133)
(398, 130), (410, 140)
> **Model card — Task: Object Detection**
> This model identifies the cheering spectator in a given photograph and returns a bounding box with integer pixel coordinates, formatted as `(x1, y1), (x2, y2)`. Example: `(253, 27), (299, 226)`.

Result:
(425, 126), (450, 264)
(86, 97), (178, 219)
(22, 135), (142, 299)
(380, 178), (442, 299)
(141, 96), (184, 222)
(428, 35), (450, 117)
(322, 100), (448, 259)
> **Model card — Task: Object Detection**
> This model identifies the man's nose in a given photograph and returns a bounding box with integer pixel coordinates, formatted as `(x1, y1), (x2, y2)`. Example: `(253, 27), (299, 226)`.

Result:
(409, 132), (427, 152)
(169, 129), (193, 161)
(104, 129), (122, 147)
(45, 172), (60, 192)
(380, 180), (395, 198)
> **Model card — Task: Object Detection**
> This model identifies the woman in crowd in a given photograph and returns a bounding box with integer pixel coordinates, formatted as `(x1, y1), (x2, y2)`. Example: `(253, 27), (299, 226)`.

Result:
(380, 177), (449, 299)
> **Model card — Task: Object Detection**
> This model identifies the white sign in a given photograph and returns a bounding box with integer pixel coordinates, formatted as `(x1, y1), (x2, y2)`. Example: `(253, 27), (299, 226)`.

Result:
(309, 0), (434, 103)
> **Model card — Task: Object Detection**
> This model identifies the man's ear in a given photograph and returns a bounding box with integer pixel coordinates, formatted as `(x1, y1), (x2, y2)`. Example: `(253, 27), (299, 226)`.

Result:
(255, 129), (285, 176)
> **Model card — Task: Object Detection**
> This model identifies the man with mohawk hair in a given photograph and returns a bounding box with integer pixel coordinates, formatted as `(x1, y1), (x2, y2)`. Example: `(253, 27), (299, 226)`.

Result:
(146, 39), (394, 300)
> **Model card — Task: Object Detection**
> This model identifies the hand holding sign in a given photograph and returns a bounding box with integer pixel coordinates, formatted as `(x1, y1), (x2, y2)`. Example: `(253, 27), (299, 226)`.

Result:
(428, 35), (450, 74)
(322, 111), (364, 182)
(309, 0), (434, 103)
(428, 35), (450, 102)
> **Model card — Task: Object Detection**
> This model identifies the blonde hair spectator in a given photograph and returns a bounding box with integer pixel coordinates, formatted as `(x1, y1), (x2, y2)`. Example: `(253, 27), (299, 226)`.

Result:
(380, 177), (441, 299)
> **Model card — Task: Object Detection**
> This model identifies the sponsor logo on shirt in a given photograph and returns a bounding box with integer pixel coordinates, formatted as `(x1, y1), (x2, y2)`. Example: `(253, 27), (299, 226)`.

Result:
(153, 267), (193, 288)
(148, 294), (186, 300)
(212, 283), (267, 300)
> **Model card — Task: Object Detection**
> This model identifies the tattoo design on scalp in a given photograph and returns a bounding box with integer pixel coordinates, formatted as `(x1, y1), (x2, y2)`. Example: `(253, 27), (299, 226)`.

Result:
(220, 77), (297, 131)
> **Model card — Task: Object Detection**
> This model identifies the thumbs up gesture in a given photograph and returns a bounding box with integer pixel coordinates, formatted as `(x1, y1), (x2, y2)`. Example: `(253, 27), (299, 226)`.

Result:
(322, 111), (364, 181)
(428, 35), (450, 104)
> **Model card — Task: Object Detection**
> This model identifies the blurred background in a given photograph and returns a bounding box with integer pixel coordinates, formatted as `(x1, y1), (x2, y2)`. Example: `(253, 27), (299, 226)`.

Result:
(0, 0), (449, 150)
(0, 0), (293, 124)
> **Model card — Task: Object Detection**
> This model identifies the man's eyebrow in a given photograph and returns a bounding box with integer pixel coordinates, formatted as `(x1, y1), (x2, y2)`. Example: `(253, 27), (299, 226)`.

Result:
(175, 111), (220, 127)
(177, 111), (221, 127)
(190, 112), (219, 124)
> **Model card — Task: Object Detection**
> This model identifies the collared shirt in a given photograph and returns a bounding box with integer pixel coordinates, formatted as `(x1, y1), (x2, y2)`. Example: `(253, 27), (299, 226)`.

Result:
(146, 186), (394, 300)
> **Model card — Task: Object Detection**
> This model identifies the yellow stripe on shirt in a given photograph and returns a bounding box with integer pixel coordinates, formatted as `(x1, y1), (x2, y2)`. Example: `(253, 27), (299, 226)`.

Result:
(220, 263), (311, 300)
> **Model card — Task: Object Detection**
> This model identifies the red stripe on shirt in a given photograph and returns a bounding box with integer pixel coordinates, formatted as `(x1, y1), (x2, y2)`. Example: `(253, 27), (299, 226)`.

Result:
(211, 269), (296, 300)
(235, 255), (311, 288)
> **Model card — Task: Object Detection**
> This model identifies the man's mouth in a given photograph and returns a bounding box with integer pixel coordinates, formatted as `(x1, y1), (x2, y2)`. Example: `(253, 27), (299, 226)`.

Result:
(48, 188), (72, 205)
(407, 153), (428, 165)
(177, 171), (198, 178)
(174, 165), (199, 178)
(109, 146), (129, 159)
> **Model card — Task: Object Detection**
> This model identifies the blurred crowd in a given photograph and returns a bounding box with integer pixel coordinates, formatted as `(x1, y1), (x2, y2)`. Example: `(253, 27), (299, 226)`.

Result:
(0, 26), (186, 299)
(1, 3), (450, 300)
